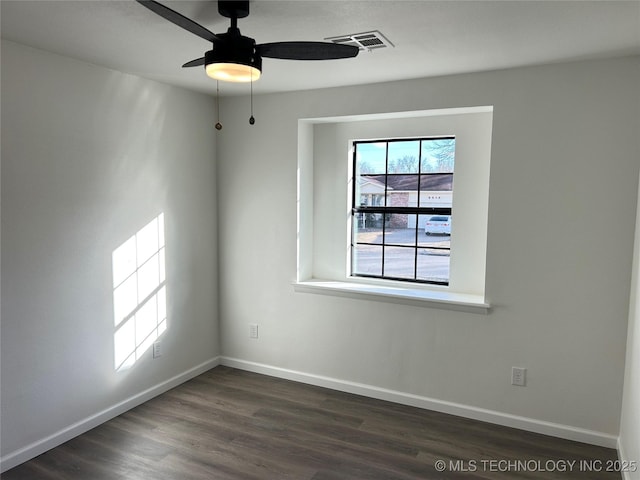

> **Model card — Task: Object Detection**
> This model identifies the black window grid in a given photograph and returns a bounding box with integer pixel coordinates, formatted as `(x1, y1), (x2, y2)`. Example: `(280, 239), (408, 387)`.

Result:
(351, 137), (454, 285)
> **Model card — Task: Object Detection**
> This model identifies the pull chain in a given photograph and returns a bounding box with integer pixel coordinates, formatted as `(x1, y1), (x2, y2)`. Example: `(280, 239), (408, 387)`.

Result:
(215, 81), (222, 130)
(249, 72), (255, 125)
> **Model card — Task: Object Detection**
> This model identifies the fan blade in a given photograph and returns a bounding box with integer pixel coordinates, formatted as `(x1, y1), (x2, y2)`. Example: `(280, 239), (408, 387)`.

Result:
(183, 57), (206, 68)
(257, 42), (359, 60)
(136, 0), (219, 43)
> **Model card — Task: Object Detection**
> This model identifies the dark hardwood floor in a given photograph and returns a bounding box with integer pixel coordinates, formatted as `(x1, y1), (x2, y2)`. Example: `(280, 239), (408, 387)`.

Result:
(2, 366), (621, 479)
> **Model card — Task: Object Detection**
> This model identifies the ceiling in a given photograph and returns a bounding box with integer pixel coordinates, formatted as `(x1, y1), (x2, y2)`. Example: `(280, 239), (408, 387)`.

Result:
(1, 0), (639, 96)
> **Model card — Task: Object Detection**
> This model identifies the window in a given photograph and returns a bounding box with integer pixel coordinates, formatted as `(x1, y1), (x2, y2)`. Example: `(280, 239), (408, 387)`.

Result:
(351, 138), (455, 285)
(296, 107), (492, 311)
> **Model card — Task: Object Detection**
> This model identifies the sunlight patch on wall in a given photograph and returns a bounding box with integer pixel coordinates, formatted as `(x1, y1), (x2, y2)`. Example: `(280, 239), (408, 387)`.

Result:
(112, 213), (167, 371)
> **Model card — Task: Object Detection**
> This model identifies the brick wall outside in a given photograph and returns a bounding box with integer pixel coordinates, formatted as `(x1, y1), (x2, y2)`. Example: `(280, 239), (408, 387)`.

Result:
(389, 193), (409, 228)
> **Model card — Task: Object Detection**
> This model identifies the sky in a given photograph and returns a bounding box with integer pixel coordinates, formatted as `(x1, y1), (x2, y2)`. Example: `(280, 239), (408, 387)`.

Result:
(355, 138), (455, 174)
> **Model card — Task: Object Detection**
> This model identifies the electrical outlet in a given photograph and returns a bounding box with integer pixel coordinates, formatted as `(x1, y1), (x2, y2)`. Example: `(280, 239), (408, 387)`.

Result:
(153, 341), (162, 358)
(511, 367), (526, 386)
(249, 324), (259, 339)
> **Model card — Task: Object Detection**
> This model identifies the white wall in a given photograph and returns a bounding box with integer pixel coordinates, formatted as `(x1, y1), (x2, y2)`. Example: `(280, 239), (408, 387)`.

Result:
(620, 159), (640, 475)
(217, 56), (639, 443)
(1, 41), (219, 467)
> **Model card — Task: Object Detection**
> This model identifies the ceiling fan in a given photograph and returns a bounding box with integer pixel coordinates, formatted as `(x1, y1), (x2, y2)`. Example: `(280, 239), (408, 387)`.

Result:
(136, 0), (360, 83)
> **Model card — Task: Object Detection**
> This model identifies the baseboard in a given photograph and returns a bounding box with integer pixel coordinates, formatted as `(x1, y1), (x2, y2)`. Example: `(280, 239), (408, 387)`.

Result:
(618, 438), (639, 480)
(0, 356), (221, 473)
(220, 356), (618, 449)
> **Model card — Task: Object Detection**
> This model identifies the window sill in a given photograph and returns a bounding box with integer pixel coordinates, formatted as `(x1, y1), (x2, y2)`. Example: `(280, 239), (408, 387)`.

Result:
(293, 279), (490, 314)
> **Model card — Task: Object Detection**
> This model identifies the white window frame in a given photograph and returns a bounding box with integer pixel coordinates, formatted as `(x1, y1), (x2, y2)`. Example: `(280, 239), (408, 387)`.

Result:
(295, 107), (493, 313)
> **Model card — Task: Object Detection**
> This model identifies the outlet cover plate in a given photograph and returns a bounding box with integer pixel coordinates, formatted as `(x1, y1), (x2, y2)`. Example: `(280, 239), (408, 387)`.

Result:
(512, 367), (526, 386)
(249, 324), (259, 339)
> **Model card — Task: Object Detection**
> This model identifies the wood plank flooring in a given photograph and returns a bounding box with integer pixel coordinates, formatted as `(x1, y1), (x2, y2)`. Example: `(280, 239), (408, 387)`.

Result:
(2, 366), (621, 479)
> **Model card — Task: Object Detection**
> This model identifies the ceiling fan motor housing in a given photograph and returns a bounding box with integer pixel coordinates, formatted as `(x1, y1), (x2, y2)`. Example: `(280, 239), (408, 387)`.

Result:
(205, 32), (262, 72)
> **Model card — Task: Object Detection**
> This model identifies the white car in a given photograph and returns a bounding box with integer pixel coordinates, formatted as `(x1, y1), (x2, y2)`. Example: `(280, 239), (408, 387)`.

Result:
(424, 216), (451, 235)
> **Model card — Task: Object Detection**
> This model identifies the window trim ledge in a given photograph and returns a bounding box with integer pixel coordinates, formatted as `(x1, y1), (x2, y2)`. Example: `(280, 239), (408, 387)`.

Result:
(293, 279), (490, 314)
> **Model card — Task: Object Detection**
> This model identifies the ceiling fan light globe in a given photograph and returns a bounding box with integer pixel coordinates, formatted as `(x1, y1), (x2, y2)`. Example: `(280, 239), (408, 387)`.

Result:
(206, 62), (261, 82)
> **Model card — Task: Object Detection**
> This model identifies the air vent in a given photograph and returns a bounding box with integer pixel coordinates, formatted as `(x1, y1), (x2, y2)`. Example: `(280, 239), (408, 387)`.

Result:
(325, 30), (394, 52)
